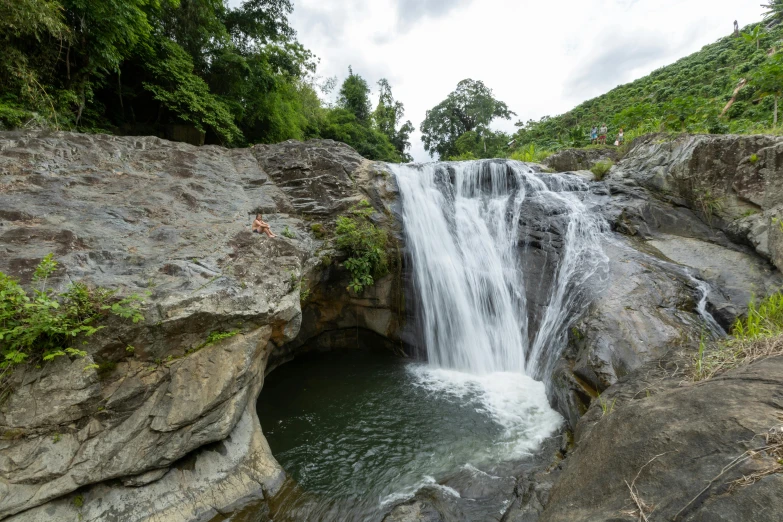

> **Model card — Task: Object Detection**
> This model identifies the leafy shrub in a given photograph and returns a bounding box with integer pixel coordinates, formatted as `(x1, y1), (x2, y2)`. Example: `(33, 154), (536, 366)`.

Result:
(0, 254), (145, 377)
(334, 200), (389, 293)
(590, 160), (614, 180)
(281, 226), (296, 239)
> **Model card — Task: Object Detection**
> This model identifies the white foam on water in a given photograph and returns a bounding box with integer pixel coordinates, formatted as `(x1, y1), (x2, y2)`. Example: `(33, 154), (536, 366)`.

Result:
(407, 365), (563, 458)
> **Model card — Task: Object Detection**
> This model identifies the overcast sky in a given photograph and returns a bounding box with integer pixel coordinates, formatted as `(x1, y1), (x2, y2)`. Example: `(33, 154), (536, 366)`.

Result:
(232, 0), (764, 161)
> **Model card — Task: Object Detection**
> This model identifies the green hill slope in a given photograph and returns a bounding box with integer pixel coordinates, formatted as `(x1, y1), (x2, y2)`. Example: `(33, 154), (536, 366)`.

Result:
(512, 21), (782, 152)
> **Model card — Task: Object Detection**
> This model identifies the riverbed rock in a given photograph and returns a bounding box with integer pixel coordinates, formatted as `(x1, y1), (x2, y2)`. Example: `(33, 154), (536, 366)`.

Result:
(542, 355), (783, 522)
(0, 131), (405, 521)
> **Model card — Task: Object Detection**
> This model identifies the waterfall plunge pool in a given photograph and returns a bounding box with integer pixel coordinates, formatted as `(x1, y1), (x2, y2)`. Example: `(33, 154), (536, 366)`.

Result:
(256, 349), (562, 522)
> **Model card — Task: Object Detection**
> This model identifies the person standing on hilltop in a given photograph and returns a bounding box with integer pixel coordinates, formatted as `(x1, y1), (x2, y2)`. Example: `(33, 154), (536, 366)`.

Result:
(599, 124), (608, 145)
(591, 126), (598, 144)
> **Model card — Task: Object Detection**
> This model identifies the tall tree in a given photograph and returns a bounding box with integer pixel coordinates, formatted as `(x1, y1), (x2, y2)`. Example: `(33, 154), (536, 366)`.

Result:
(338, 67), (372, 123)
(420, 79), (515, 160)
(373, 79), (414, 162)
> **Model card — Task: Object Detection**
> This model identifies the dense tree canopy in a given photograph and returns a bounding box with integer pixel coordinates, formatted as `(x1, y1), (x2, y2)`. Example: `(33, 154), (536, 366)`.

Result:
(0, 0), (412, 162)
(420, 79), (515, 160)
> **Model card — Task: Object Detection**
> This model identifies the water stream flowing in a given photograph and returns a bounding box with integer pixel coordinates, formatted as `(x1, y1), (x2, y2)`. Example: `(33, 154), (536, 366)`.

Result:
(391, 160), (610, 380)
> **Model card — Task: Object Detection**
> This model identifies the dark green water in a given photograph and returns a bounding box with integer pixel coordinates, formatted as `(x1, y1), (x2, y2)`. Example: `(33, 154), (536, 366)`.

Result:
(256, 349), (561, 521)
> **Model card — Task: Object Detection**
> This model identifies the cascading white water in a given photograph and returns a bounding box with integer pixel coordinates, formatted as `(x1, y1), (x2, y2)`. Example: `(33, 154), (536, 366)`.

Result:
(390, 160), (610, 381)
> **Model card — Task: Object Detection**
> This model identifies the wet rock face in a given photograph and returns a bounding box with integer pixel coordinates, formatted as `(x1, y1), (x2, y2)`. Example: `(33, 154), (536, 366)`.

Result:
(0, 132), (404, 521)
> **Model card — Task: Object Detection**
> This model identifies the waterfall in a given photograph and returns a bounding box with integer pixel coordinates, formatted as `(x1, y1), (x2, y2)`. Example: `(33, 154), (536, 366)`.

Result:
(390, 160), (609, 382)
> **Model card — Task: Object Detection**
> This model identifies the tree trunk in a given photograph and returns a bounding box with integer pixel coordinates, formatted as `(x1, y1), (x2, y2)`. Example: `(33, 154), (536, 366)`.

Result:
(117, 70), (124, 114)
(775, 97), (779, 128)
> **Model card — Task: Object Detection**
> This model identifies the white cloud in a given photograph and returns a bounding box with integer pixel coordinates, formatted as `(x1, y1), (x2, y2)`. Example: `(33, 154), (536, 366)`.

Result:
(231, 0), (764, 161)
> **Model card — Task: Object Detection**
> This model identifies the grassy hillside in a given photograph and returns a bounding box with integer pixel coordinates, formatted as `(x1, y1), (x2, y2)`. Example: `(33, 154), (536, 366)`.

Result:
(511, 21), (782, 154)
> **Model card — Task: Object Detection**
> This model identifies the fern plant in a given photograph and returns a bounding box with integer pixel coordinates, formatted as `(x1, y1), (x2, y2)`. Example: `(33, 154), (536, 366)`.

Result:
(0, 254), (145, 377)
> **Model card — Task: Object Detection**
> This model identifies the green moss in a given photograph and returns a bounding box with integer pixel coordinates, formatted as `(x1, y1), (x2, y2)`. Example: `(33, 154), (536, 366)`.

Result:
(311, 223), (326, 239)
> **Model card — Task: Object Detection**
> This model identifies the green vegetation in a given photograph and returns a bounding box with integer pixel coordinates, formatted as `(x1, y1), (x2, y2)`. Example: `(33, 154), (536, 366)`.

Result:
(281, 225), (296, 239)
(694, 292), (783, 381)
(421, 79), (515, 160)
(188, 329), (240, 355)
(598, 394), (616, 417)
(334, 200), (389, 293)
(310, 223), (326, 239)
(590, 159), (614, 180)
(0, 254), (145, 382)
(509, 143), (553, 163)
(0, 1), (413, 161)
(504, 18), (783, 161)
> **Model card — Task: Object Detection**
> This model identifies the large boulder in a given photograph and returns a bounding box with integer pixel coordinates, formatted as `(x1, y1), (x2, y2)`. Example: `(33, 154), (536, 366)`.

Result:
(544, 147), (619, 173)
(615, 133), (783, 270)
(542, 355), (783, 522)
(0, 132), (405, 521)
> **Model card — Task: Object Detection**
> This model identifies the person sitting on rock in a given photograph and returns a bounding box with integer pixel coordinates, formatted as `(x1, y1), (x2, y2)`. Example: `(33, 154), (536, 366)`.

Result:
(252, 214), (277, 238)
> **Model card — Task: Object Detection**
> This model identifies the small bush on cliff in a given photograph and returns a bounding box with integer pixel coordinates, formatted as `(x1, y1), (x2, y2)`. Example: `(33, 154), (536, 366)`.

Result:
(590, 160), (614, 180)
(0, 254), (145, 379)
(694, 292), (783, 380)
(335, 200), (389, 293)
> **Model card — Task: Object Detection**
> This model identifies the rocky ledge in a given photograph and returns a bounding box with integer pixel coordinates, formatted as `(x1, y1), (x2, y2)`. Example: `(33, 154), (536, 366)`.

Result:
(0, 132), (407, 521)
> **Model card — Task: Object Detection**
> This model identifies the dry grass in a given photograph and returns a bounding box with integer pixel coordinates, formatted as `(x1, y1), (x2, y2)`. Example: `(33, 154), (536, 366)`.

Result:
(621, 453), (669, 521)
(727, 423), (783, 492)
(693, 334), (783, 381)
(693, 292), (783, 382)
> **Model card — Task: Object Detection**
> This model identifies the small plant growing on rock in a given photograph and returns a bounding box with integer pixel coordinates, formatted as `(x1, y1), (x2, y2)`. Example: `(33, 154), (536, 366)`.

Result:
(188, 330), (240, 355)
(282, 226), (296, 239)
(590, 160), (614, 181)
(0, 255), (145, 383)
(750, 153), (760, 164)
(300, 286), (311, 305)
(695, 189), (724, 225)
(311, 223), (326, 239)
(598, 395), (616, 416)
(335, 200), (389, 293)
(72, 494), (84, 509)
